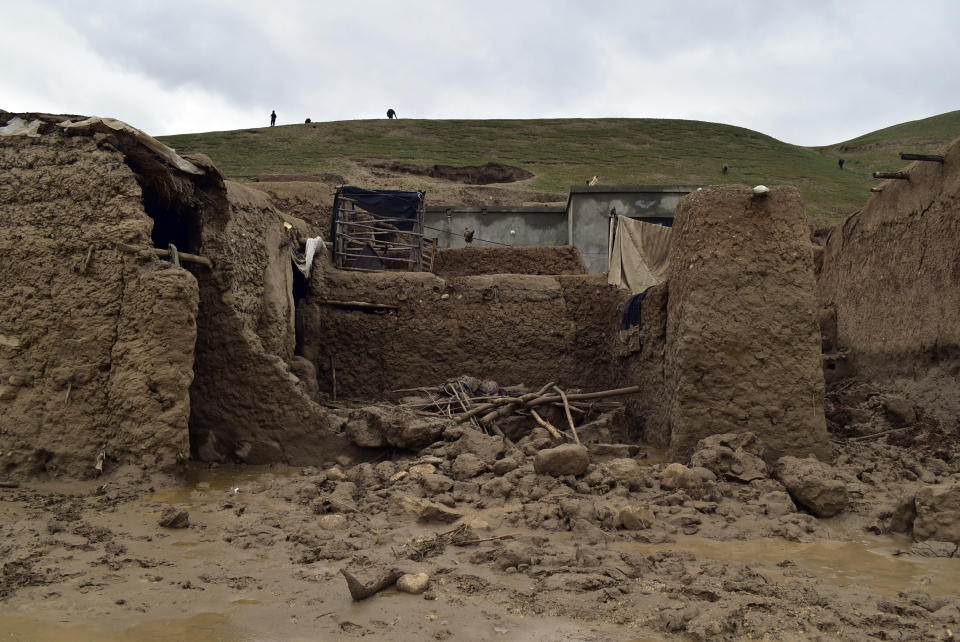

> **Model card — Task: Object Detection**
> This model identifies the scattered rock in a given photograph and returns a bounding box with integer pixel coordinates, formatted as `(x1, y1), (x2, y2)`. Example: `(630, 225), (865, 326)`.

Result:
(397, 495), (463, 523)
(533, 444), (590, 477)
(491, 454), (522, 475)
(408, 463), (436, 477)
(619, 505), (654, 530)
(452, 453), (487, 480)
(346, 406), (449, 449)
(885, 396), (916, 426)
(774, 456), (848, 517)
(396, 572), (430, 594)
(913, 481), (960, 543)
(660, 463), (714, 491)
(159, 508), (189, 529)
(690, 432), (768, 483)
(907, 540), (958, 558)
(318, 514), (348, 530)
(605, 458), (648, 490)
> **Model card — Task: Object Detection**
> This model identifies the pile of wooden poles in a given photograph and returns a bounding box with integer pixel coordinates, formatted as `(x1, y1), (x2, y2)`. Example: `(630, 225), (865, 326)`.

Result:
(394, 378), (640, 445)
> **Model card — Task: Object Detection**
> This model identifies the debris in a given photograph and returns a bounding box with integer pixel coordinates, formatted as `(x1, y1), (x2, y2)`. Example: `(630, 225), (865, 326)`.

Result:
(396, 572), (430, 594)
(533, 444), (590, 477)
(339, 567), (403, 601)
(397, 495), (463, 523)
(159, 508), (190, 529)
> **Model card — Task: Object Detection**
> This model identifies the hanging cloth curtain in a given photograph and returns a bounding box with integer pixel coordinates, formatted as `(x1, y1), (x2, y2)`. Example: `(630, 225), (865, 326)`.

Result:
(607, 216), (672, 294)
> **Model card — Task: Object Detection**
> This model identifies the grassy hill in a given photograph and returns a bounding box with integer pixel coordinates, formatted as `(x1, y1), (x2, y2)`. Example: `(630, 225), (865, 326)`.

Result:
(159, 111), (960, 221)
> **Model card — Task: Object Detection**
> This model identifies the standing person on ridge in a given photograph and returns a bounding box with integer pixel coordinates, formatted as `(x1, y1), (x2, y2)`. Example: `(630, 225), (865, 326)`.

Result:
(270, 110), (277, 127)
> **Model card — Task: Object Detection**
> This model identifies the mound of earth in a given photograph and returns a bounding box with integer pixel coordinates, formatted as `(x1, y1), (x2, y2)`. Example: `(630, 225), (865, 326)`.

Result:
(256, 173), (345, 184)
(364, 160), (534, 185)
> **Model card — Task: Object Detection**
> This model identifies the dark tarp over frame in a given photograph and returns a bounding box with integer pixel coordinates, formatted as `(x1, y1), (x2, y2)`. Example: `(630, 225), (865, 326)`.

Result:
(330, 186), (425, 242)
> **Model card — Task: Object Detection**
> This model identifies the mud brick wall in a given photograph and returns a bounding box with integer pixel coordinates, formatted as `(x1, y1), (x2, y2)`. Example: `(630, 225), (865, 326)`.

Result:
(432, 246), (588, 277)
(300, 265), (626, 399)
(613, 283), (670, 449)
(818, 139), (960, 423)
(664, 186), (830, 462)
(0, 130), (197, 478)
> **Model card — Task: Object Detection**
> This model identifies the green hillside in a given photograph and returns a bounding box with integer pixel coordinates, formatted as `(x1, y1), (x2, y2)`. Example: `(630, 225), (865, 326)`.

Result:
(159, 112), (960, 221)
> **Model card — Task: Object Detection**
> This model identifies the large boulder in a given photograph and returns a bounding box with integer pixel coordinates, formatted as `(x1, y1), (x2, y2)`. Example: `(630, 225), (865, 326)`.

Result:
(346, 406), (448, 449)
(533, 444), (590, 477)
(605, 458), (649, 490)
(913, 481), (960, 543)
(774, 456), (848, 518)
(690, 432), (768, 483)
(660, 463), (715, 491)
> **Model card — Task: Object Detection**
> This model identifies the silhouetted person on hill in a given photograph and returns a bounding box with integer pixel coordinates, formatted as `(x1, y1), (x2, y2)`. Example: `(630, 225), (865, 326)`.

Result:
(305, 118), (311, 124)
(722, 163), (729, 175)
(270, 110), (276, 127)
(387, 109), (397, 119)
(838, 158), (845, 169)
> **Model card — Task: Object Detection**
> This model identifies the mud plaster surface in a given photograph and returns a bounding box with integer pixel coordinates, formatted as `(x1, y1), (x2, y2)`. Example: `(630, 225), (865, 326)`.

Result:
(666, 186), (829, 462)
(433, 246), (588, 277)
(0, 132), (198, 479)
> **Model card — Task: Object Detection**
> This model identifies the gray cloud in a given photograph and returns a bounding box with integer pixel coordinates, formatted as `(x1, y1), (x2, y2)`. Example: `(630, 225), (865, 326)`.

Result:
(4, 0), (958, 144)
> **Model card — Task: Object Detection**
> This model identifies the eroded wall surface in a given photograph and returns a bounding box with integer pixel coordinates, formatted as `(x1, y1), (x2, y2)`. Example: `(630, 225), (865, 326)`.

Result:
(300, 265), (626, 399)
(664, 186), (830, 461)
(819, 139), (960, 422)
(0, 126), (198, 478)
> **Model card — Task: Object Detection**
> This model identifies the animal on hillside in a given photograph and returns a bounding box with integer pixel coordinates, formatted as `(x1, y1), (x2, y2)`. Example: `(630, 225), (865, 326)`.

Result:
(722, 163), (728, 175)
(463, 226), (474, 246)
(387, 109), (397, 119)
(586, 175), (599, 186)
(305, 118), (311, 124)
(838, 158), (845, 169)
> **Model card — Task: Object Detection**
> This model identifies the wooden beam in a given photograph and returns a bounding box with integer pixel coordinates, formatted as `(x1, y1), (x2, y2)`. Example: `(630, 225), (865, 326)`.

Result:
(899, 153), (944, 163)
(872, 171), (909, 180)
(116, 243), (213, 268)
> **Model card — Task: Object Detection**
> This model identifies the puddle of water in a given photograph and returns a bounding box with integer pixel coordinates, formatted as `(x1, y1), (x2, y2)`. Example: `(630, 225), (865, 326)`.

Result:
(618, 535), (960, 597)
(0, 613), (264, 642)
(150, 464), (298, 504)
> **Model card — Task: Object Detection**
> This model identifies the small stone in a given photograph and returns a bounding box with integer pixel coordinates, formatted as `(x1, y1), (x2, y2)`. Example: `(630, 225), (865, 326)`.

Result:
(660, 463), (703, 491)
(389, 471), (409, 483)
(409, 464), (436, 477)
(335, 455), (354, 468)
(605, 458), (647, 490)
(452, 453), (487, 480)
(533, 444), (590, 477)
(159, 507), (189, 529)
(397, 495), (463, 523)
(885, 396), (916, 426)
(397, 572), (430, 594)
(775, 456), (848, 518)
(318, 514), (348, 530)
(619, 505), (654, 530)
(326, 466), (347, 481)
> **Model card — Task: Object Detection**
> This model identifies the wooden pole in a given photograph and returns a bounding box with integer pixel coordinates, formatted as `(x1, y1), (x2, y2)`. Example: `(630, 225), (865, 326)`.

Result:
(116, 243), (214, 268)
(530, 409), (564, 442)
(899, 153), (944, 163)
(553, 386), (581, 445)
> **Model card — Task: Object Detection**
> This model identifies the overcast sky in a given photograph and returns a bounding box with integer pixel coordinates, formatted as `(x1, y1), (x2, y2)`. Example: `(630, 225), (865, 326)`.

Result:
(4, 0), (958, 146)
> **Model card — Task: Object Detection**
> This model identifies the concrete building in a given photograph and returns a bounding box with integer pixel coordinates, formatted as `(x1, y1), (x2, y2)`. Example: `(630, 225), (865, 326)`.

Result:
(566, 185), (699, 273)
(426, 185), (699, 273)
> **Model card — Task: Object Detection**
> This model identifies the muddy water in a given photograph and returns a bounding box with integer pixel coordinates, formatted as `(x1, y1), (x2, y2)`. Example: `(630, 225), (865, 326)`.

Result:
(619, 533), (960, 597)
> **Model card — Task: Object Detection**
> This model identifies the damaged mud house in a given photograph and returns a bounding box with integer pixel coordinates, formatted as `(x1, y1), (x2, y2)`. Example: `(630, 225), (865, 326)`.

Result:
(1, 110), (959, 641)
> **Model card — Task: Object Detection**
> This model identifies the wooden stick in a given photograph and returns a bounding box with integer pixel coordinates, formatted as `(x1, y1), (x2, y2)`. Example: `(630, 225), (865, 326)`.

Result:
(453, 532), (521, 546)
(849, 426), (914, 442)
(553, 386), (581, 445)
(318, 300), (398, 310)
(530, 409), (564, 442)
(116, 242), (213, 268)
(82, 245), (94, 273)
(477, 382), (555, 425)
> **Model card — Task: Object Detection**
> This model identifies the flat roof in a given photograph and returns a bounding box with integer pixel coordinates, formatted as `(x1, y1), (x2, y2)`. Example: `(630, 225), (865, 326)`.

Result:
(426, 205), (566, 215)
(568, 185), (701, 194)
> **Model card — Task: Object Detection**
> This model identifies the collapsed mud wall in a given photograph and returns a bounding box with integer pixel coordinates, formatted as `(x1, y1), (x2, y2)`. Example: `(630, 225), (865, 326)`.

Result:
(0, 119), (198, 478)
(299, 264), (626, 399)
(432, 246), (588, 277)
(613, 283), (669, 448)
(663, 186), (830, 462)
(819, 140), (960, 423)
(188, 182), (356, 465)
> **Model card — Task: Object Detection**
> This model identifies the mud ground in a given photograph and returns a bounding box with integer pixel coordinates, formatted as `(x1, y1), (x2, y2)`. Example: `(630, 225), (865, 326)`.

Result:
(3, 413), (959, 642)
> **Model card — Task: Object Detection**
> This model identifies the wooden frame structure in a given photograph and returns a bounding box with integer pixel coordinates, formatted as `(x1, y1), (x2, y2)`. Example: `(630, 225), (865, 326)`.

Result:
(332, 187), (429, 272)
